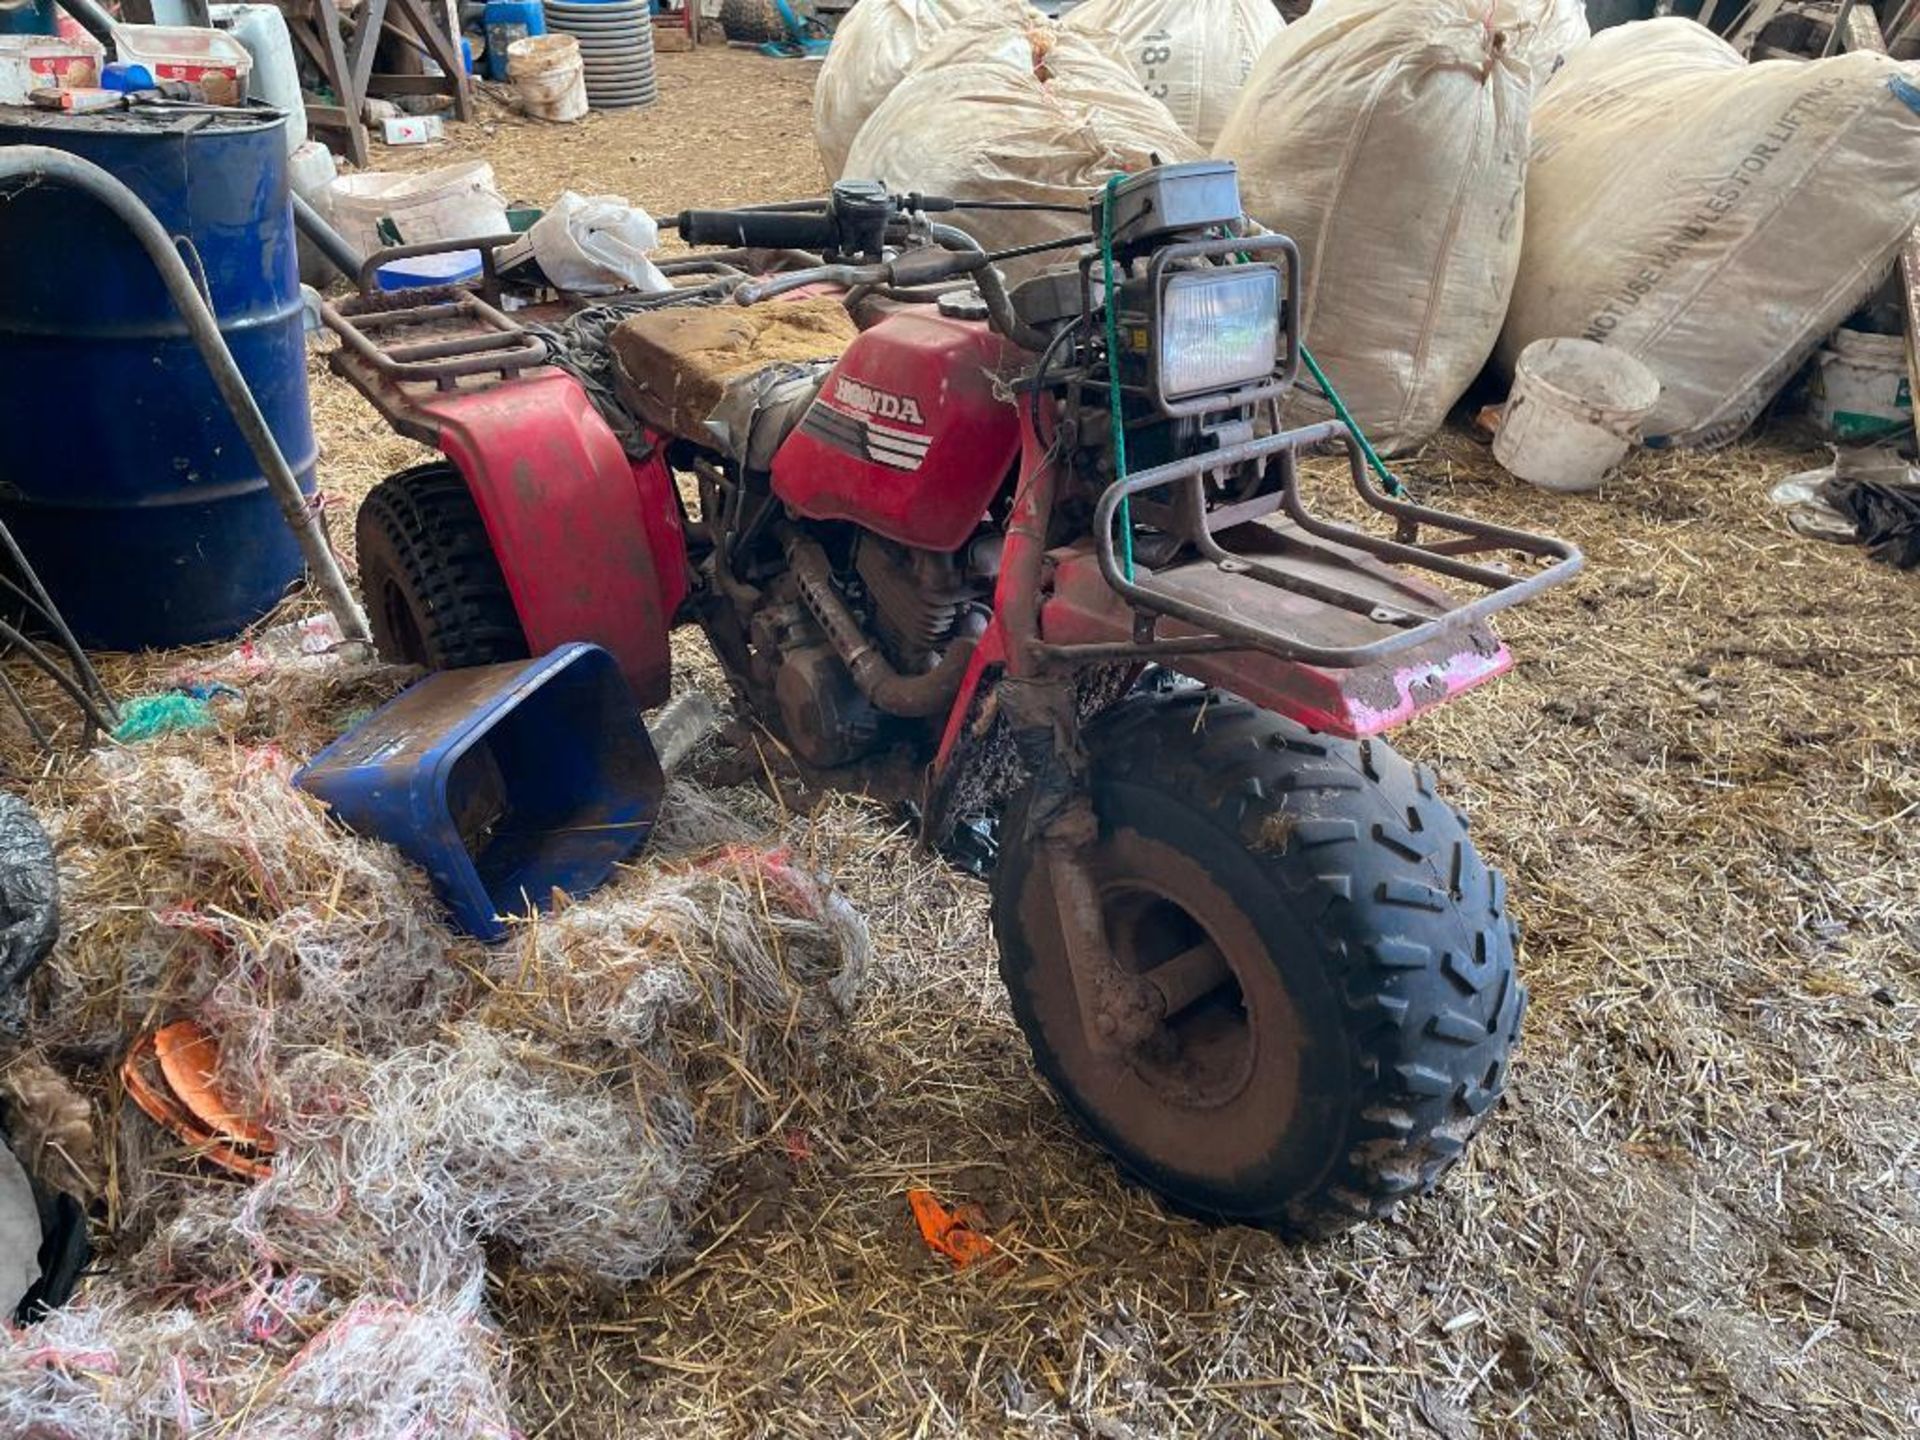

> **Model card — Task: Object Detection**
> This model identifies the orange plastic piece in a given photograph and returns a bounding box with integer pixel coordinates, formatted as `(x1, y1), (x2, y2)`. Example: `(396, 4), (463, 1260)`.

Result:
(121, 1024), (272, 1181)
(152, 1020), (274, 1151)
(908, 1187), (999, 1271)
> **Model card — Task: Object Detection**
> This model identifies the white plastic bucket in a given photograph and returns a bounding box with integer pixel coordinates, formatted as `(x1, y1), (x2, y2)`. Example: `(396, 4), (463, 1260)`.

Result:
(1494, 337), (1661, 493)
(508, 33), (588, 122)
(1809, 326), (1911, 442)
(326, 161), (510, 255)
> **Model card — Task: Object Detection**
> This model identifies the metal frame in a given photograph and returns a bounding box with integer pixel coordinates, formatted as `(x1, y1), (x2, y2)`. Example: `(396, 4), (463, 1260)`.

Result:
(320, 235), (545, 392)
(1081, 419), (1582, 670)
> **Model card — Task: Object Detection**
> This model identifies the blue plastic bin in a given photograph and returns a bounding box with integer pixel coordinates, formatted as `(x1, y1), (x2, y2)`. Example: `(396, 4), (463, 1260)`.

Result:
(296, 644), (662, 941)
(483, 0), (545, 79)
(376, 248), (484, 291)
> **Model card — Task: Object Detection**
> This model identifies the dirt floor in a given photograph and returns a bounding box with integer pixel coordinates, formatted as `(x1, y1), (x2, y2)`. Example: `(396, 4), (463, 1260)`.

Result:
(23, 45), (1920, 1440)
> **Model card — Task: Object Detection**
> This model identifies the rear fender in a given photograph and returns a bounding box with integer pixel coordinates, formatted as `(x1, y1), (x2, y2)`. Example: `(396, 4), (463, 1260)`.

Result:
(417, 372), (687, 708)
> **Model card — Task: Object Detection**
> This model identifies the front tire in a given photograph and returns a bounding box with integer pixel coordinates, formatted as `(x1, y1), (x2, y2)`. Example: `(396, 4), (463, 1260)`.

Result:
(991, 689), (1524, 1237)
(356, 463), (529, 671)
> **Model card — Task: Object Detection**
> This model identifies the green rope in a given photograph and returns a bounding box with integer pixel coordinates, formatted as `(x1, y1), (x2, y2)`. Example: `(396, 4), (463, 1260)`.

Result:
(1099, 174), (1135, 581)
(112, 693), (216, 744)
(1298, 342), (1406, 498)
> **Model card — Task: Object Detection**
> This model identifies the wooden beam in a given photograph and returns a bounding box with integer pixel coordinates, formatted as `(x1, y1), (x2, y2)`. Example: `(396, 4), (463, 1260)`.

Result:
(387, 0), (472, 119)
(309, 0), (370, 166)
(345, 0), (388, 109)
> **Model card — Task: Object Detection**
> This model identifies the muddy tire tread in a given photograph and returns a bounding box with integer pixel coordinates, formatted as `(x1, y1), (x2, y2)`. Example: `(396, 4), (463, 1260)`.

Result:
(995, 688), (1525, 1238)
(357, 463), (529, 671)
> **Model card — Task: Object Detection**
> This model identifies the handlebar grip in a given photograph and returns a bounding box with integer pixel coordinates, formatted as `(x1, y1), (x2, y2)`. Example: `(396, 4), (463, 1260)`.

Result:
(677, 209), (838, 250)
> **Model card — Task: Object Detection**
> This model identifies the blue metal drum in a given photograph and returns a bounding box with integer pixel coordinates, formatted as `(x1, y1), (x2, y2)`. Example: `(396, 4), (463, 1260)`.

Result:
(0, 107), (314, 649)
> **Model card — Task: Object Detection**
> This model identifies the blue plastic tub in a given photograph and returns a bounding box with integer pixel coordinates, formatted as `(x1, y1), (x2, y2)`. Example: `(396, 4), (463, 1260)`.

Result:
(484, 0), (544, 79)
(296, 644), (662, 941)
(377, 249), (484, 291)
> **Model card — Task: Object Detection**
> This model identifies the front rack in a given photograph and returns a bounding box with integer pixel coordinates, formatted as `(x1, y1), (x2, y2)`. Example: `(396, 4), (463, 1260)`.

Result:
(1082, 420), (1583, 670)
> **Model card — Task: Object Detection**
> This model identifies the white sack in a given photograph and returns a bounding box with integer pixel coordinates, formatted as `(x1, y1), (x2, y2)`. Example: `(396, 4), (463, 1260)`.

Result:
(1501, 19), (1920, 447)
(530, 191), (671, 296)
(1062, 0), (1284, 148)
(813, 0), (1038, 181)
(843, 15), (1200, 281)
(1526, 0), (1589, 85)
(1214, 0), (1548, 454)
(1305, 0), (1586, 80)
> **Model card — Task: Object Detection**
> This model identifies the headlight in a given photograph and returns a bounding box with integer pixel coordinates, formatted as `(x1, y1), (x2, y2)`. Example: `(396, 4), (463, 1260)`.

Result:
(1157, 267), (1280, 399)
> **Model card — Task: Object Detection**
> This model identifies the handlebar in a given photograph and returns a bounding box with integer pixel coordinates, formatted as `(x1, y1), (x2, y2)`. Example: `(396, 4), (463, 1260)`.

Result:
(676, 208), (840, 251)
(729, 226), (1048, 349)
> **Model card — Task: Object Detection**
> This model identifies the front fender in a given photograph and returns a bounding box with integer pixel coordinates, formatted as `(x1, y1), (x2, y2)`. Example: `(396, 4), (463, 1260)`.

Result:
(417, 372), (686, 708)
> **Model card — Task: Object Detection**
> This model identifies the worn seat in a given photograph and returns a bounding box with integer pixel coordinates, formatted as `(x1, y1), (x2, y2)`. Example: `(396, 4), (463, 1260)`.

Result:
(609, 297), (860, 448)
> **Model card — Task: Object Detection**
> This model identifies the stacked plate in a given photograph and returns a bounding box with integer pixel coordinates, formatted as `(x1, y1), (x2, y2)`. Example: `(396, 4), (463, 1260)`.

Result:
(545, 0), (659, 110)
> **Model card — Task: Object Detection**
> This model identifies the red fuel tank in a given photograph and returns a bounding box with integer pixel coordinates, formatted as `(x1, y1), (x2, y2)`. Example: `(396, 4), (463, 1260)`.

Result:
(770, 310), (1020, 553)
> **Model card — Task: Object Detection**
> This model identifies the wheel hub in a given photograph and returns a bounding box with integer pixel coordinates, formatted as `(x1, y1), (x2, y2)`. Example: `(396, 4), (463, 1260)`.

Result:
(1017, 825), (1307, 1185)
(1102, 884), (1255, 1110)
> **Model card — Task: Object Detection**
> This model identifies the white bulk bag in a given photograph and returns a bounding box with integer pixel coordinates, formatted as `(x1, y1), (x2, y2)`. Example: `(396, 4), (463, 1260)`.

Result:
(843, 15), (1200, 281)
(813, 0), (1038, 181)
(1062, 0), (1284, 148)
(1214, 0), (1549, 454)
(1304, 0), (1585, 83)
(1525, 0), (1589, 86)
(1501, 19), (1920, 447)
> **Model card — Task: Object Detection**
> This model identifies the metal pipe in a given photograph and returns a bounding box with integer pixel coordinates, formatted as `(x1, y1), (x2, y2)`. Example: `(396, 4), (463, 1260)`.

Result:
(0, 147), (370, 643)
(0, 523), (115, 714)
(52, 0), (115, 45)
(291, 190), (363, 281)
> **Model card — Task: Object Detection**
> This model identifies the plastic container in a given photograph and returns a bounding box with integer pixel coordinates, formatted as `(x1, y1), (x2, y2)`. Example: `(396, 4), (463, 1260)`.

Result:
(101, 60), (157, 89)
(326, 159), (509, 255)
(1809, 326), (1912, 442)
(0, 32), (103, 102)
(288, 138), (340, 284)
(110, 23), (253, 106)
(210, 4), (306, 150)
(1494, 337), (1661, 493)
(507, 31), (586, 121)
(376, 247), (483, 290)
(484, 0), (544, 80)
(0, 107), (314, 649)
(295, 644), (664, 941)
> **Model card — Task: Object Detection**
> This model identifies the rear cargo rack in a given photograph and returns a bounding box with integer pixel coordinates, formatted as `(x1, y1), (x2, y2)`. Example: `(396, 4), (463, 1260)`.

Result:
(1078, 420), (1582, 670)
(320, 234), (547, 391)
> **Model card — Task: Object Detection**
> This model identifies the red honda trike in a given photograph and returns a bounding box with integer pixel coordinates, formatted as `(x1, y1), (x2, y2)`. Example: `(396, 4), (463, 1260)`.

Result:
(324, 163), (1580, 1234)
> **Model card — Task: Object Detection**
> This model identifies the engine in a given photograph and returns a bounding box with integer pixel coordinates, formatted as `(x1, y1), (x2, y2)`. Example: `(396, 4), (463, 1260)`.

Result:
(853, 536), (984, 673)
(753, 531), (997, 770)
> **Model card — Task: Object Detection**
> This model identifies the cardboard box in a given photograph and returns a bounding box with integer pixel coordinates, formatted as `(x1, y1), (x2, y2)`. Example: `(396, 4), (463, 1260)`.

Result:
(382, 113), (446, 145)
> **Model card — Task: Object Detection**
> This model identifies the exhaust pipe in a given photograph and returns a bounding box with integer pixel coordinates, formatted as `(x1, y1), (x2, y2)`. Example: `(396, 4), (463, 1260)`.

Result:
(785, 536), (976, 719)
